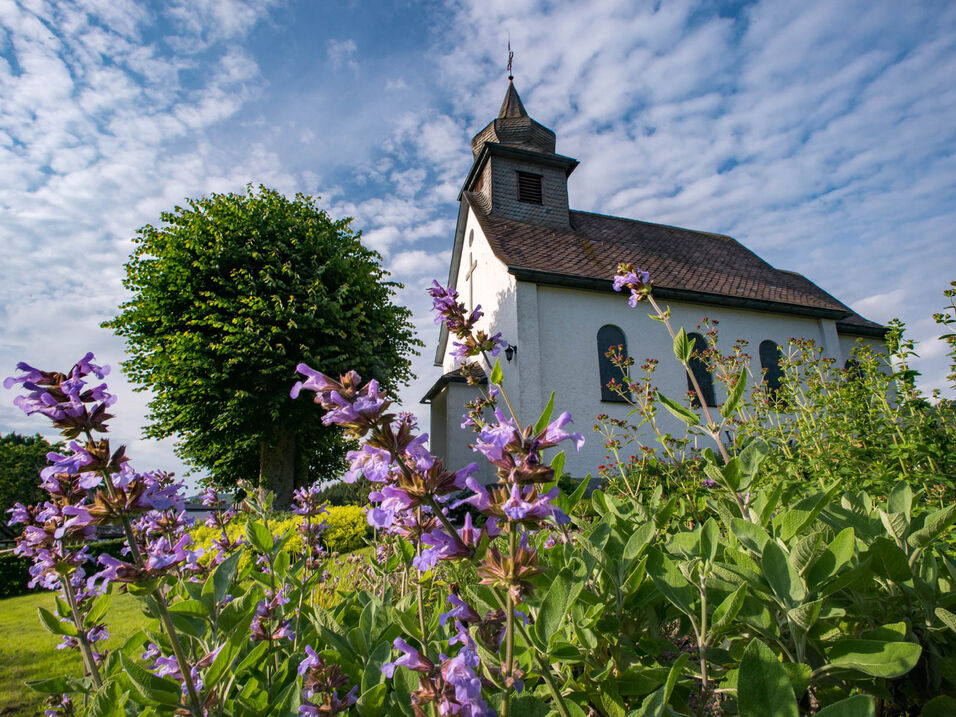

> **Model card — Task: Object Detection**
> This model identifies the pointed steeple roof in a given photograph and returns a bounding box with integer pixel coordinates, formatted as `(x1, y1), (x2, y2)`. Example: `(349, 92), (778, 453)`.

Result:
(498, 80), (528, 119)
(470, 80), (557, 158)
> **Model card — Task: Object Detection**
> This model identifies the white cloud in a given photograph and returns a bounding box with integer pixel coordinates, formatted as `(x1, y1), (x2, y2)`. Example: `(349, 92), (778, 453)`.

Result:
(327, 38), (358, 73)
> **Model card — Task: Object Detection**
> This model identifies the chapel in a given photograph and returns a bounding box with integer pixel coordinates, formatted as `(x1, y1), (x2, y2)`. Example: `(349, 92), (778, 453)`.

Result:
(421, 79), (885, 482)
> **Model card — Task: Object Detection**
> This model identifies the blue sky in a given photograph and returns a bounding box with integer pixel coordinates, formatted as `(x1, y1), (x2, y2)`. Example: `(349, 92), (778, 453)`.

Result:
(1, 0), (954, 482)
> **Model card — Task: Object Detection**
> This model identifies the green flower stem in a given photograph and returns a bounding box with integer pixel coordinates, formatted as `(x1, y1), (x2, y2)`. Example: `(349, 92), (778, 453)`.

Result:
(85, 435), (203, 717)
(490, 590), (572, 717)
(647, 295), (731, 465)
(60, 571), (103, 690)
(503, 529), (517, 717)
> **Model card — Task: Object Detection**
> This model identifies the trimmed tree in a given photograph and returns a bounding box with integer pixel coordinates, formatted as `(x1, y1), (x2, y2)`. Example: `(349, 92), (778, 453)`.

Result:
(104, 185), (420, 507)
(0, 432), (59, 523)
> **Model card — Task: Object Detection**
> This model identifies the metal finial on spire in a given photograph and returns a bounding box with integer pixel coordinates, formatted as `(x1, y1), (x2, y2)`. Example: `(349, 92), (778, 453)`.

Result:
(507, 38), (514, 81)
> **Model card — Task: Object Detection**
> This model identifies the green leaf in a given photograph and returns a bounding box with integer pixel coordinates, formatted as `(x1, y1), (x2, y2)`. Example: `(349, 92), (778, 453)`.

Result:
(564, 474), (590, 512)
(879, 510), (908, 542)
(87, 681), (129, 717)
(720, 368), (747, 418)
(935, 607), (956, 635)
(25, 676), (77, 694)
(761, 541), (805, 608)
(37, 606), (77, 637)
(730, 518), (771, 555)
(788, 598), (823, 632)
(234, 641), (269, 676)
(737, 439), (768, 492)
(245, 518), (274, 552)
(806, 527), (855, 586)
(700, 518), (719, 563)
(814, 695), (875, 717)
(673, 327), (694, 363)
(738, 638), (798, 717)
(868, 537), (911, 582)
(550, 451), (566, 483)
(490, 358), (503, 385)
(922, 695), (956, 717)
(167, 599), (209, 617)
(712, 583), (748, 632)
(828, 638), (922, 678)
(534, 391), (555, 435)
(645, 548), (697, 619)
(907, 504), (956, 548)
(657, 392), (700, 426)
(887, 481), (913, 519)
(84, 593), (113, 629)
(211, 549), (242, 605)
(626, 653), (688, 717)
(119, 654), (183, 706)
(623, 522), (656, 561)
(361, 641), (392, 693)
(355, 683), (387, 717)
(534, 568), (584, 645)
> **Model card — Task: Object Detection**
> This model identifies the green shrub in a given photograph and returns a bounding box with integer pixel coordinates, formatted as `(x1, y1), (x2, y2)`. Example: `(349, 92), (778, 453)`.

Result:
(0, 539), (126, 599)
(190, 506), (369, 570)
(314, 477), (374, 506)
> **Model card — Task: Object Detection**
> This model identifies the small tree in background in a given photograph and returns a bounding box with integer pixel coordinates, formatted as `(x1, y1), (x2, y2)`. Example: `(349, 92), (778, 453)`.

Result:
(0, 432), (59, 523)
(104, 185), (420, 507)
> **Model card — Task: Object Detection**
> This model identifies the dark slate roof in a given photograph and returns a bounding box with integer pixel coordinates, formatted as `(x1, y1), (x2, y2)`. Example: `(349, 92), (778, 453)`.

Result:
(462, 191), (885, 333)
(498, 80), (528, 119)
(470, 83), (556, 158)
(421, 365), (487, 403)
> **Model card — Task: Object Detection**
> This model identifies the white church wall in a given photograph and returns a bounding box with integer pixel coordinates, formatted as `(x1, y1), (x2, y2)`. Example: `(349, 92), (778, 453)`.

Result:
(442, 208), (519, 378)
(839, 334), (885, 366)
(531, 285), (845, 478)
(442, 381), (496, 484)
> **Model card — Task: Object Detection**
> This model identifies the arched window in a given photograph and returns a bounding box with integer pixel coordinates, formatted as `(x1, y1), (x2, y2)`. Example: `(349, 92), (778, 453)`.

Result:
(759, 340), (783, 393)
(686, 332), (716, 407)
(597, 324), (629, 402)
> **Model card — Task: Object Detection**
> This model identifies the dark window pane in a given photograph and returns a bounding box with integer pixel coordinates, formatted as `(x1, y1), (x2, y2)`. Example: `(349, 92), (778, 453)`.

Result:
(759, 340), (783, 393)
(517, 171), (543, 204)
(597, 324), (629, 402)
(686, 332), (717, 407)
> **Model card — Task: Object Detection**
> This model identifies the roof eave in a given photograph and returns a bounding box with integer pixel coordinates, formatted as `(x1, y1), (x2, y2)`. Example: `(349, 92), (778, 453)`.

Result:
(836, 322), (889, 338)
(507, 267), (851, 321)
(457, 142), (579, 201)
(421, 372), (488, 404)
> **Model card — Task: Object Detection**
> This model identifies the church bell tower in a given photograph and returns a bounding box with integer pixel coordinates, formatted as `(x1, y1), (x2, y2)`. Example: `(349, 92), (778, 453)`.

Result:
(462, 80), (579, 230)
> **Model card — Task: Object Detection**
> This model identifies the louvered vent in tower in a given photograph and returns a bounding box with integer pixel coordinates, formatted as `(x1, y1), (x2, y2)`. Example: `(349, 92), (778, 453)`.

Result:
(516, 171), (543, 204)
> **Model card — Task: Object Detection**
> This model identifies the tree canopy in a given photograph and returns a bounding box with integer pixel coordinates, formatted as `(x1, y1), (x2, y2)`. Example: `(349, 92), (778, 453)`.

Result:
(104, 185), (420, 505)
(0, 432), (59, 524)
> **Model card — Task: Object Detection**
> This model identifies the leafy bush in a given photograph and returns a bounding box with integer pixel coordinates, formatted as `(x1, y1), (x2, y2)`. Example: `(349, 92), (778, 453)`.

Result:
(0, 432), (60, 524)
(5, 275), (956, 717)
(314, 477), (374, 506)
(0, 539), (126, 599)
(190, 505), (369, 569)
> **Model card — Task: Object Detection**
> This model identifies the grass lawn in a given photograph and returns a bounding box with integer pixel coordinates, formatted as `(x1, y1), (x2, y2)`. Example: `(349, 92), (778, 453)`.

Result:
(0, 590), (143, 716)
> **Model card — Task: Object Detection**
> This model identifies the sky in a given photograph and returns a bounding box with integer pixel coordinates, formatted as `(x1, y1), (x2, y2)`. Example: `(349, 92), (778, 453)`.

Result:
(1, 0), (954, 485)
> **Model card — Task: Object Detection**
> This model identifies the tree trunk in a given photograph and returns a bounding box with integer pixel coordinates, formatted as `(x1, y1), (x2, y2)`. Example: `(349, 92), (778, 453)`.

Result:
(259, 429), (296, 510)
(294, 447), (310, 491)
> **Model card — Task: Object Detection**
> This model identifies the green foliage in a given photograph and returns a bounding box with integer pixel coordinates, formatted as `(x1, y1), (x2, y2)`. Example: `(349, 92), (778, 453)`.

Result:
(315, 477), (375, 506)
(190, 507), (369, 571)
(102, 185), (421, 492)
(0, 432), (59, 523)
(0, 539), (126, 599)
